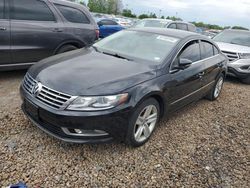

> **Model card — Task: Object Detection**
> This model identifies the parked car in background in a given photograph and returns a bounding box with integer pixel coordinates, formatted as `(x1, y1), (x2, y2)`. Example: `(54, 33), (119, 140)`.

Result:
(213, 29), (250, 84)
(201, 31), (217, 39)
(21, 28), (227, 147)
(97, 19), (124, 38)
(0, 0), (98, 71)
(113, 18), (132, 28)
(132, 18), (196, 32)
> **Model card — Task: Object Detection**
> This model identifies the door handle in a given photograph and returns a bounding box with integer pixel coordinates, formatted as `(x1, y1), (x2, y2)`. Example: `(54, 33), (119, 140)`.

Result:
(0, 27), (6, 31)
(52, 28), (63, 32)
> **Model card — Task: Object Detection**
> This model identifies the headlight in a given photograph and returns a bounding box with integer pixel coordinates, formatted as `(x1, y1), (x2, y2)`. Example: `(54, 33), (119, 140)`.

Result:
(67, 93), (129, 111)
(239, 53), (250, 59)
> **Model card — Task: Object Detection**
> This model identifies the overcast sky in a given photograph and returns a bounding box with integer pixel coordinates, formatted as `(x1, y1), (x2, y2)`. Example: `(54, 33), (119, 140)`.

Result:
(122, 0), (250, 28)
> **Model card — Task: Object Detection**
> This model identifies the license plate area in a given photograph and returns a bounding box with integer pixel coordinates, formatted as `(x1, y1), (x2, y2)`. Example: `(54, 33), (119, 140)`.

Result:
(25, 99), (39, 119)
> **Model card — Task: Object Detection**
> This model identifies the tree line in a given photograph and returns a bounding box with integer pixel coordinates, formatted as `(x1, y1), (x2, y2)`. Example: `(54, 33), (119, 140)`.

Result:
(87, 0), (249, 30)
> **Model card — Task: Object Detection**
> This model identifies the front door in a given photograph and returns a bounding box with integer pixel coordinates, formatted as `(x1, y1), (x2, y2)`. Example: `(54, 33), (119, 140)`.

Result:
(200, 40), (226, 94)
(10, 0), (62, 64)
(168, 40), (204, 111)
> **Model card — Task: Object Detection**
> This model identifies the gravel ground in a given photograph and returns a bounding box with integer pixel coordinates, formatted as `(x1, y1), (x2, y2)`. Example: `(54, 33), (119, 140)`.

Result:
(0, 70), (249, 187)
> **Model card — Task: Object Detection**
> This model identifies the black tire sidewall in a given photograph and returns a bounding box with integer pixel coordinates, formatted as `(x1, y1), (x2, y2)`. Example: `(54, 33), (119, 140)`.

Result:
(57, 45), (78, 54)
(125, 98), (160, 147)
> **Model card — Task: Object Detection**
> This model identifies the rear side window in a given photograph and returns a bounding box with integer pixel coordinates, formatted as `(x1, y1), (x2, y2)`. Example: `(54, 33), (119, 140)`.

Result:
(11, 0), (55, 21)
(188, 24), (196, 32)
(168, 23), (177, 29)
(98, 20), (118, 26)
(200, 41), (214, 59)
(179, 41), (200, 62)
(177, 23), (188, 31)
(55, 4), (90, 24)
(0, 0), (4, 19)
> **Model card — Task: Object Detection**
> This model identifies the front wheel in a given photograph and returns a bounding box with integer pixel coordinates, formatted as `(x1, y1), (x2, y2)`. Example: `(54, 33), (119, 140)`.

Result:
(206, 74), (224, 101)
(56, 44), (78, 54)
(125, 98), (160, 147)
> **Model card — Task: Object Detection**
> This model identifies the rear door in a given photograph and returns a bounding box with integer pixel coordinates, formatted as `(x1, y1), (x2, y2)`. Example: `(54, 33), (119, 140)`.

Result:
(200, 40), (225, 93)
(168, 40), (204, 111)
(53, 3), (97, 44)
(10, 0), (63, 64)
(0, 0), (11, 65)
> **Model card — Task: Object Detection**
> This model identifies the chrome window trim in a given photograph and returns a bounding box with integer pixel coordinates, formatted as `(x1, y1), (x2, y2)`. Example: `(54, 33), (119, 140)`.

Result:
(169, 39), (220, 73)
(0, 62), (35, 67)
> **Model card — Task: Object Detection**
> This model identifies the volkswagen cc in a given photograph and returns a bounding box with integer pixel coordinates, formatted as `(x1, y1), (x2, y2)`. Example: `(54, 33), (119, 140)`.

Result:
(20, 28), (228, 147)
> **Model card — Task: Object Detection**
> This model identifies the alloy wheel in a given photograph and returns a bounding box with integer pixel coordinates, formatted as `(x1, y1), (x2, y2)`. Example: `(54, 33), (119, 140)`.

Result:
(214, 77), (224, 98)
(134, 105), (158, 142)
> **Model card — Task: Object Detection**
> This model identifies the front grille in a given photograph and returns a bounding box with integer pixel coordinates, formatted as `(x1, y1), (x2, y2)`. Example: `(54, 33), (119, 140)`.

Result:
(23, 73), (74, 109)
(23, 73), (37, 94)
(221, 50), (239, 62)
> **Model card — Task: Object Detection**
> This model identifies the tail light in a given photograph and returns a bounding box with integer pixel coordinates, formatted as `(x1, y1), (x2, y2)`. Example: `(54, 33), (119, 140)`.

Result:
(95, 29), (99, 40)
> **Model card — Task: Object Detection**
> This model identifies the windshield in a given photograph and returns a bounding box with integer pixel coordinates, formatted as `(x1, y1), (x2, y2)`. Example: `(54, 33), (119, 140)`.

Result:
(213, 30), (250, 47)
(133, 19), (170, 28)
(93, 30), (179, 64)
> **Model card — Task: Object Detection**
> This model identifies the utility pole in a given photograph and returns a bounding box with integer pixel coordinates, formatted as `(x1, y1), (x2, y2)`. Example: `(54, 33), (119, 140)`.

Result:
(159, 9), (162, 18)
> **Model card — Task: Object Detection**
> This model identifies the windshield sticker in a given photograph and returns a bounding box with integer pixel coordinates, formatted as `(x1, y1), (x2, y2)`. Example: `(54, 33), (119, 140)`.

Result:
(154, 57), (161, 61)
(156, 36), (178, 43)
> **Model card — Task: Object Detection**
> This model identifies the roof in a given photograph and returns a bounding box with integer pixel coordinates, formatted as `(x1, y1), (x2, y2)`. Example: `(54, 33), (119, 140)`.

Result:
(129, 27), (200, 39)
(223, 29), (250, 33)
(49, 0), (87, 9)
(140, 18), (195, 26)
(142, 18), (172, 22)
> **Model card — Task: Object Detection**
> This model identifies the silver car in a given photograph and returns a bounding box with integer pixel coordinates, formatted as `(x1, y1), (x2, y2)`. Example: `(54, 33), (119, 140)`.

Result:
(213, 29), (250, 84)
(132, 18), (196, 32)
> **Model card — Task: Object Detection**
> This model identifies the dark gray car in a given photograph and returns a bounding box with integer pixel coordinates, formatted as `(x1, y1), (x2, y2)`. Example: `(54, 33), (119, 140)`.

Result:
(0, 0), (98, 70)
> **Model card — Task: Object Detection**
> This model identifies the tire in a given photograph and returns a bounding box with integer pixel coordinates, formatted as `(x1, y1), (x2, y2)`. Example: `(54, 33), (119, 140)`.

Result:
(56, 45), (78, 54)
(241, 76), (250, 84)
(125, 98), (160, 147)
(206, 74), (224, 101)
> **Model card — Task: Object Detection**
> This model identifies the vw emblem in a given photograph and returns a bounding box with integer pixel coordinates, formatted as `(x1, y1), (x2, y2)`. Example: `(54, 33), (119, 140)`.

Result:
(32, 82), (42, 97)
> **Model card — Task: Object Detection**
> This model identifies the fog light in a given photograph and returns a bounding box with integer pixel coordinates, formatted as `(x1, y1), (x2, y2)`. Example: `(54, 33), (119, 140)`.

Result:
(74, 129), (83, 134)
(62, 128), (109, 137)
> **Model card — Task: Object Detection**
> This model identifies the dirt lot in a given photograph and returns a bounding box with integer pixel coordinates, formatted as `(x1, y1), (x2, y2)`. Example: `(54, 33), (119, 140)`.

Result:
(0, 70), (249, 187)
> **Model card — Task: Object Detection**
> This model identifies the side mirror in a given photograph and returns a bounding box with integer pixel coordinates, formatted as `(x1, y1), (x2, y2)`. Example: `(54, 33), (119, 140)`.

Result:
(179, 58), (192, 67)
(172, 58), (192, 72)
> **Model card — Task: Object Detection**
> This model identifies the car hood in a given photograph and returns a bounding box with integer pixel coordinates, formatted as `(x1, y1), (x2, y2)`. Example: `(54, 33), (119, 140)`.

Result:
(216, 42), (250, 53)
(29, 48), (157, 96)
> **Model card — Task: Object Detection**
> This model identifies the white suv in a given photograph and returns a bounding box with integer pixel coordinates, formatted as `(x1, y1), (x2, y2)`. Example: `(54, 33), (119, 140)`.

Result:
(213, 29), (250, 84)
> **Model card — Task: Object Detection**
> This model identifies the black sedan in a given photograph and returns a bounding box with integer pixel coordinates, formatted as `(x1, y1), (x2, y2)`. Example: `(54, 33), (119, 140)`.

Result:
(20, 28), (228, 147)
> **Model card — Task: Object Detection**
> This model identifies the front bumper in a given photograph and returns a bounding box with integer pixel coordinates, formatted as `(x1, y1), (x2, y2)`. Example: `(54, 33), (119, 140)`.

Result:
(20, 87), (132, 144)
(227, 59), (250, 79)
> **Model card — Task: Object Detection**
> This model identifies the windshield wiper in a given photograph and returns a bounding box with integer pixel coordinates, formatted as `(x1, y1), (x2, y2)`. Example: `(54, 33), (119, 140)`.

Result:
(102, 51), (133, 61)
(92, 46), (100, 52)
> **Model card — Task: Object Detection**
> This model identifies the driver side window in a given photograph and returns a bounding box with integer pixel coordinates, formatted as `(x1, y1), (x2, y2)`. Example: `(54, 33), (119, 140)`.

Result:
(172, 40), (200, 69)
